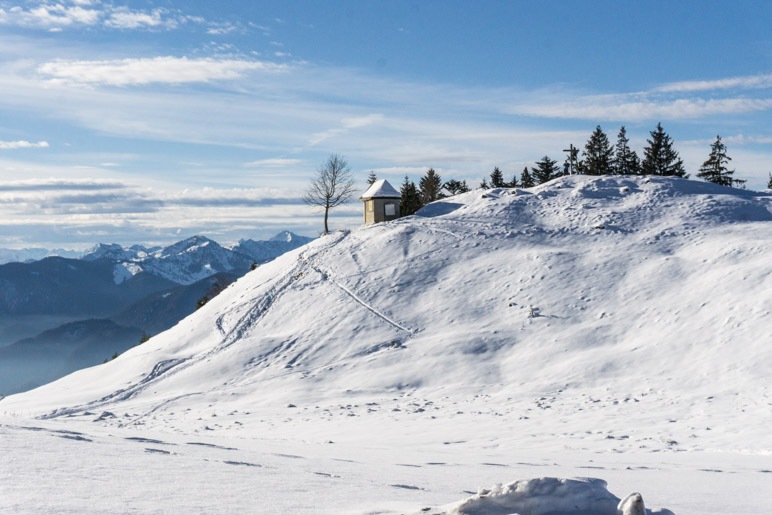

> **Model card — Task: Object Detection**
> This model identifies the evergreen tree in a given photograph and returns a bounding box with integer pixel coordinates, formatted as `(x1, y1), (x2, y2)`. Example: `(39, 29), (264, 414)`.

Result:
(443, 179), (470, 196)
(613, 126), (641, 175)
(531, 156), (560, 185)
(479, 178), (489, 189)
(641, 123), (687, 177)
(419, 168), (444, 204)
(507, 173), (518, 188)
(519, 166), (535, 188)
(366, 170), (378, 185)
(400, 175), (422, 216)
(768, 172), (772, 190)
(583, 125), (614, 175)
(696, 135), (738, 187)
(489, 166), (506, 187)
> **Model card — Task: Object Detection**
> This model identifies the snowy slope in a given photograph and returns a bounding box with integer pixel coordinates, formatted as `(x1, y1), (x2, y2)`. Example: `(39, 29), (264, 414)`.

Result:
(1, 176), (770, 514)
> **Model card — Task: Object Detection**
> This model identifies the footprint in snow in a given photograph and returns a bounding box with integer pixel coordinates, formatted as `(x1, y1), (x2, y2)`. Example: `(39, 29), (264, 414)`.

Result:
(272, 453), (305, 459)
(125, 436), (172, 445)
(57, 434), (93, 442)
(391, 484), (424, 491)
(313, 472), (341, 478)
(223, 460), (262, 468)
(145, 448), (172, 455)
(186, 442), (237, 451)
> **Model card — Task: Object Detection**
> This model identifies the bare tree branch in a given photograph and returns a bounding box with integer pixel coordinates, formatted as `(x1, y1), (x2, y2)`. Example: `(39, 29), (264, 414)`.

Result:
(303, 154), (355, 234)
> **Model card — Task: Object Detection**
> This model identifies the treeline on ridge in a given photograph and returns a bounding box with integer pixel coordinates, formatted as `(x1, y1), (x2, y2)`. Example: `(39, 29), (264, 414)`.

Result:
(373, 122), (763, 217)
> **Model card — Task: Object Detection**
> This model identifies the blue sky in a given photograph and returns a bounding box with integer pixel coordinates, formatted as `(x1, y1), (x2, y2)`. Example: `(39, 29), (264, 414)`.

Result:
(0, 0), (770, 248)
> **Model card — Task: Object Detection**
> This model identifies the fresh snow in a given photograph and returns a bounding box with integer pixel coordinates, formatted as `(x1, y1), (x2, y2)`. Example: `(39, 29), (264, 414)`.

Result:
(112, 262), (143, 284)
(1, 176), (770, 514)
(437, 478), (672, 515)
(360, 178), (402, 199)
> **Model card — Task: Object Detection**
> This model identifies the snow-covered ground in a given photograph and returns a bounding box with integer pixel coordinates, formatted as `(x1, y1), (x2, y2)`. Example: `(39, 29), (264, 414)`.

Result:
(1, 176), (770, 514)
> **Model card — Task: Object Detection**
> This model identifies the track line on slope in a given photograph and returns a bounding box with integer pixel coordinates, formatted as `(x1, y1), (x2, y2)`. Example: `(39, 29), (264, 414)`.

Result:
(41, 232), (352, 420)
(309, 263), (415, 336)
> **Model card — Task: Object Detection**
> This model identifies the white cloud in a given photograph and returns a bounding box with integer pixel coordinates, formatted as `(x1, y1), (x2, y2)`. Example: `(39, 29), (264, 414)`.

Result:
(342, 114), (384, 129)
(0, 1), (203, 31)
(655, 73), (772, 93)
(0, 140), (49, 150)
(507, 96), (772, 121)
(0, 178), (123, 190)
(105, 7), (164, 29)
(37, 56), (290, 86)
(722, 134), (772, 145)
(244, 158), (304, 168)
(308, 114), (385, 146)
(206, 22), (240, 35)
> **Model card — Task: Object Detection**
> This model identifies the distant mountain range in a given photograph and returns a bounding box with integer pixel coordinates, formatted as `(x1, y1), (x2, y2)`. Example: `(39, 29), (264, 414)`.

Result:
(0, 231), (314, 395)
(0, 247), (83, 265)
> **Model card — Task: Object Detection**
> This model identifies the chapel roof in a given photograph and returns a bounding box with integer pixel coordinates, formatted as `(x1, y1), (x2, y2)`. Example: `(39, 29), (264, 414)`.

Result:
(359, 179), (401, 200)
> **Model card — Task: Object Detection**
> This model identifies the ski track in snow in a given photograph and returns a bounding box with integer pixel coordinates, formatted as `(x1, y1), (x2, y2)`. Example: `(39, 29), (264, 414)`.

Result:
(309, 261), (415, 336)
(43, 231), (356, 420)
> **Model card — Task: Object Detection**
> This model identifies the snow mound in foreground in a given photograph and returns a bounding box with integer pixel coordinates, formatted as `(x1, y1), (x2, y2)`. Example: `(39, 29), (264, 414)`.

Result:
(434, 477), (674, 515)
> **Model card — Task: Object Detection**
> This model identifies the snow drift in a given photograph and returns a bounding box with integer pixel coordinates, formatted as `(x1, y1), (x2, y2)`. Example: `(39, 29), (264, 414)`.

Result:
(434, 477), (673, 515)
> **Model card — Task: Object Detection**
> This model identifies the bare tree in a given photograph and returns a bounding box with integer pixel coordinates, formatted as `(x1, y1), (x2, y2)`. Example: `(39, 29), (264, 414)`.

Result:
(303, 154), (355, 234)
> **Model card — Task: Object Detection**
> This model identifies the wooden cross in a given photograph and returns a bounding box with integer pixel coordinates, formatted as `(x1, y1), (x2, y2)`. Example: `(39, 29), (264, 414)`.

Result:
(563, 144), (578, 175)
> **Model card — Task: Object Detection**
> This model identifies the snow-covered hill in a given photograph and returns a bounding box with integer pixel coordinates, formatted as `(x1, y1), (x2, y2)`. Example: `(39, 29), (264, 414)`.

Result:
(1, 176), (770, 514)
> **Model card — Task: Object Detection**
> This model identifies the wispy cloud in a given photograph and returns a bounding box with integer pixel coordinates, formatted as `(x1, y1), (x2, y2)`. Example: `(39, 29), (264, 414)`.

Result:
(508, 97), (772, 121)
(308, 114), (384, 146)
(244, 158), (304, 168)
(0, 178), (311, 244)
(104, 7), (164, 29)
(37, 56), (290, 86)
(0, 0), (202, 31)
(206, 21), (242, 35)
(655, 73), (772, 93)
(722, 134), (772, 145)
(0, 179), (124, 191)
(0, 140), (49, 150)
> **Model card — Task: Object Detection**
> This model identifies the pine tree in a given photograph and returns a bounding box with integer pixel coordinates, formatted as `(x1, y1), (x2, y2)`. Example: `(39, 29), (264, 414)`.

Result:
(419, 168), (443, 204)
(443, 179), (470, 196)
(583, 125), (614, 175)
(400, 175), (422, 216)
(697, 135), (737, 187)
(767, 172), (772, 190)
(641, 123), (687, 177)
(507, 173), (518, 188)
(489, 166), (506, 187)
(531, 156), (560, 185)
(366, 170), (378, 185)
(613, 126), (641, 175)
(519, 166), (535, 188)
